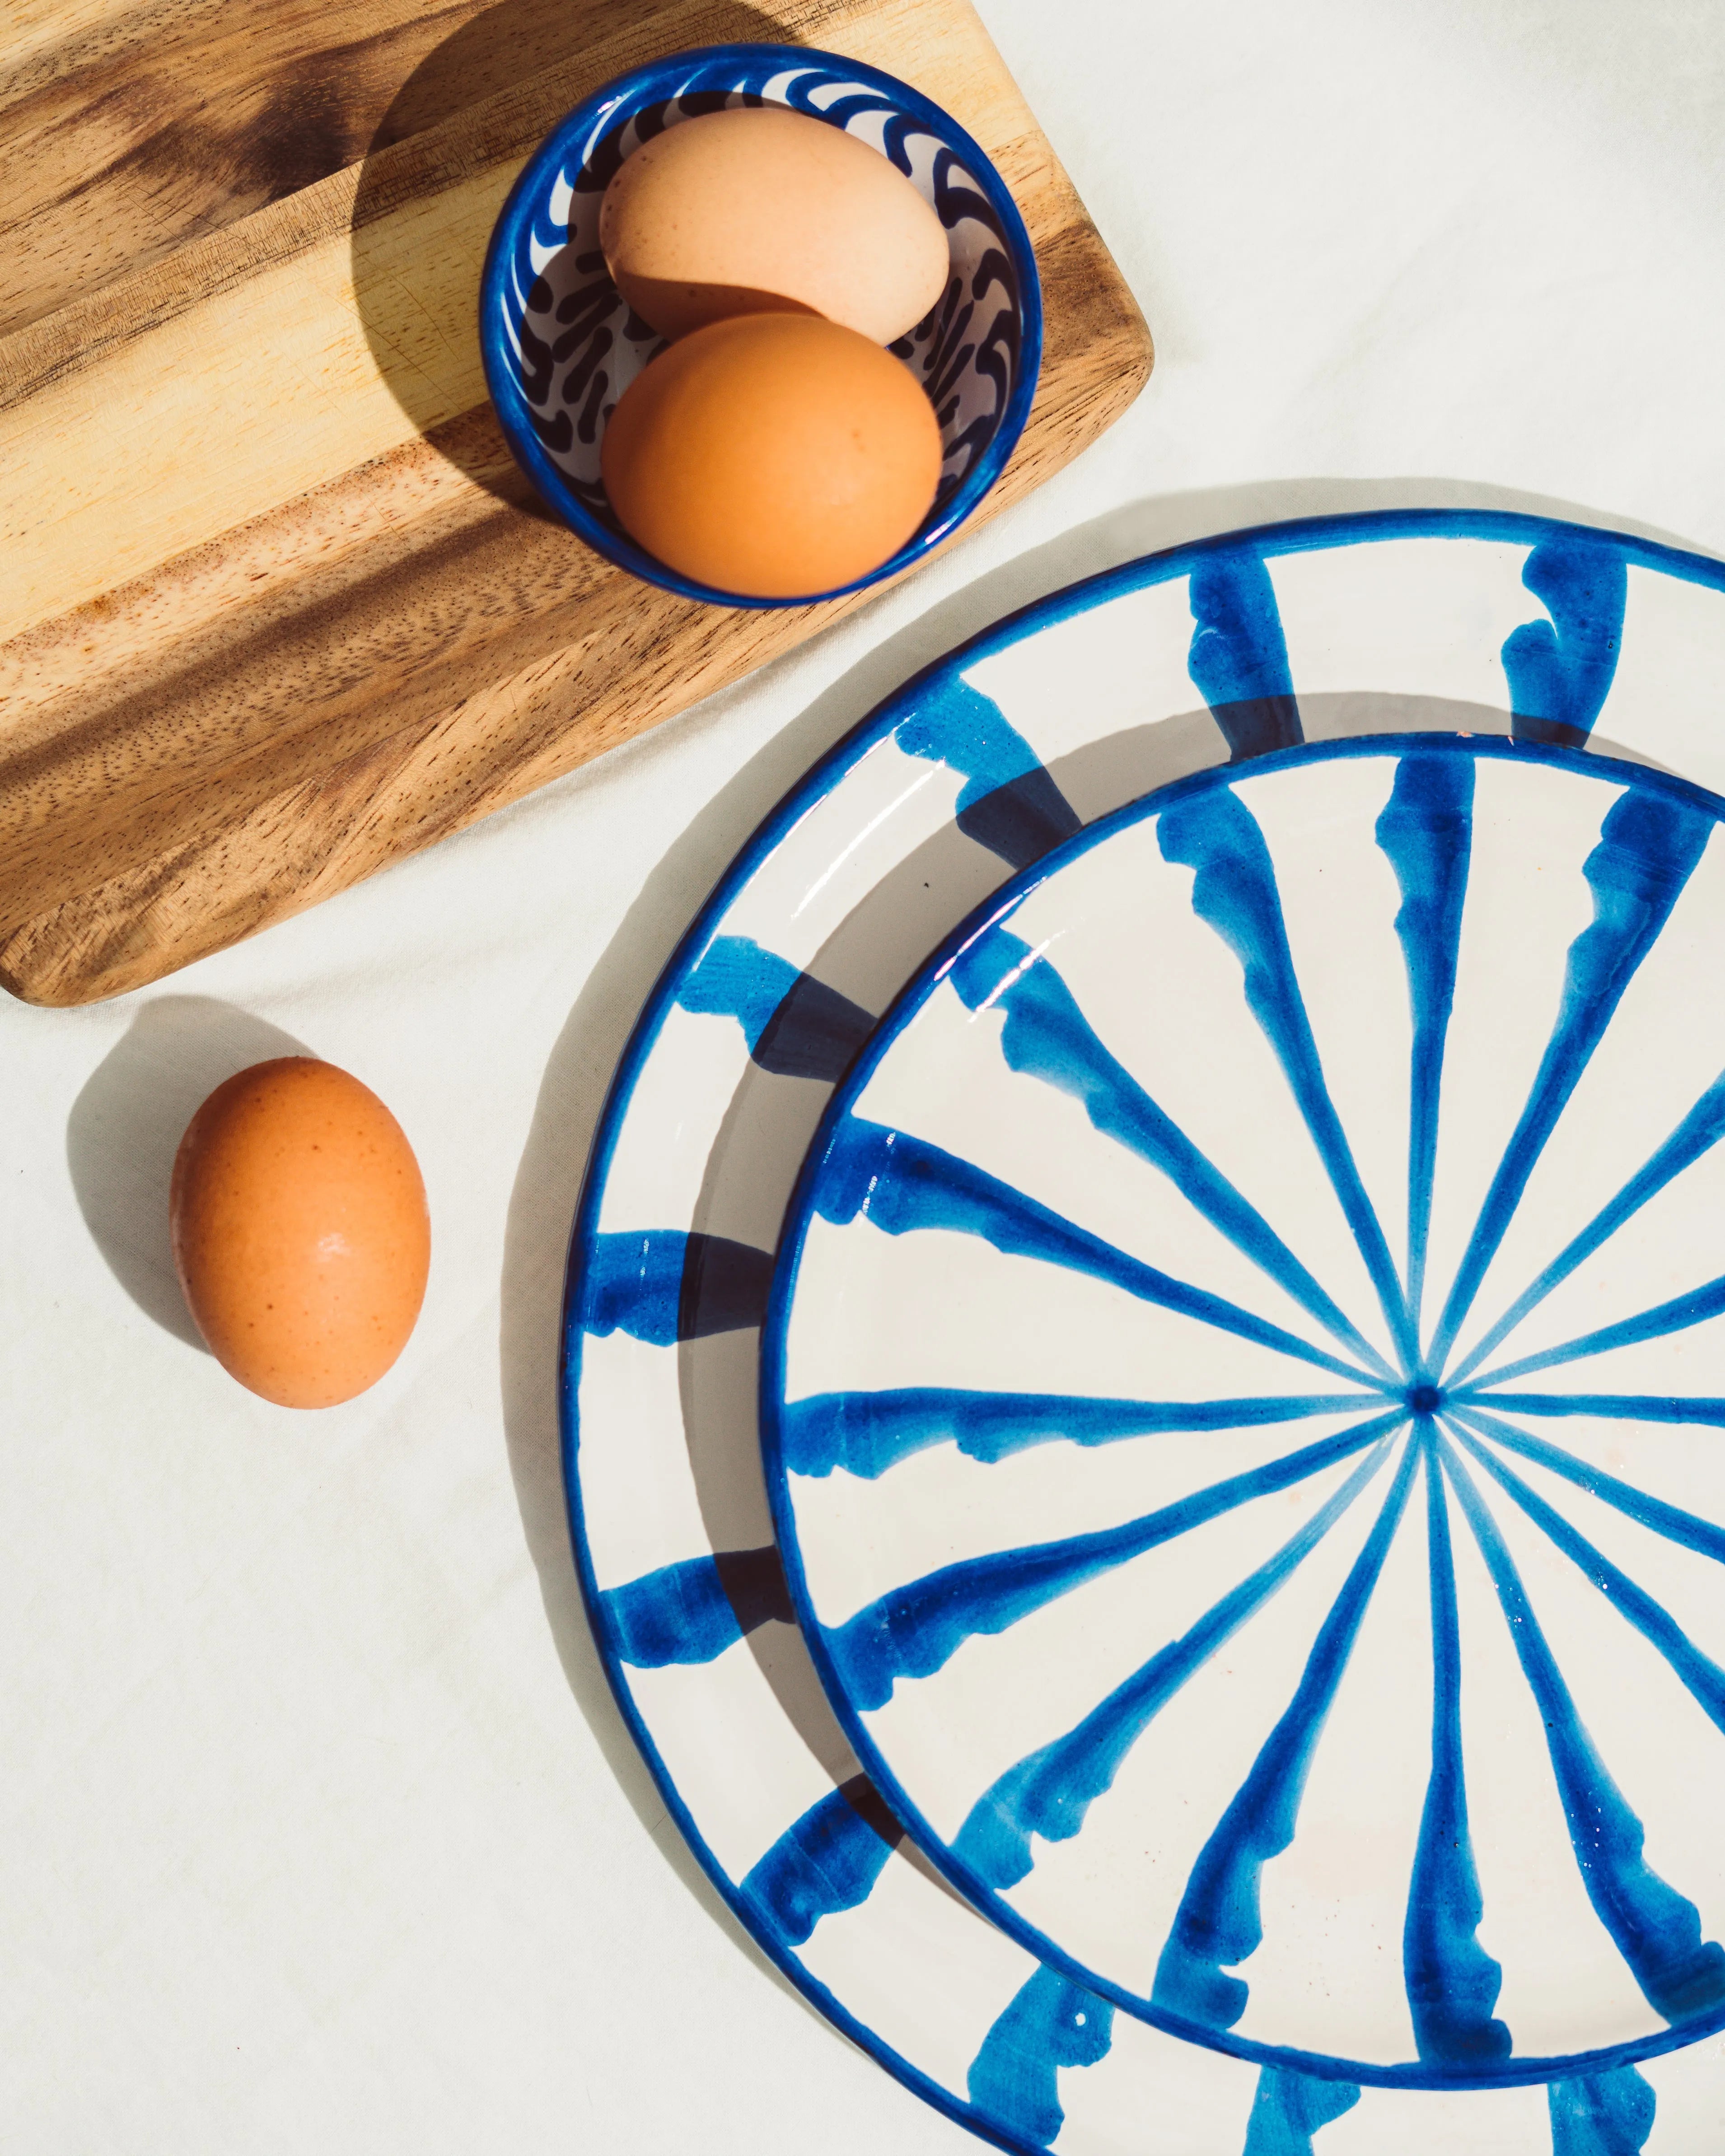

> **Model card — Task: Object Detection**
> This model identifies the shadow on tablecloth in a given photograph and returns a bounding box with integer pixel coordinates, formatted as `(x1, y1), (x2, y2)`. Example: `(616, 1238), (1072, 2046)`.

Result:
(67, 999), (311, 1353)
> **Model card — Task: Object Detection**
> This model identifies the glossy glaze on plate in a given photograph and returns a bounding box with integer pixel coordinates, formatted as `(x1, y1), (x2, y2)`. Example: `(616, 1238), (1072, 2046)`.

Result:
(481, 42), (1040, 606)
(563, 510), (1725, 2152)
(766, 732), (1725, 2100)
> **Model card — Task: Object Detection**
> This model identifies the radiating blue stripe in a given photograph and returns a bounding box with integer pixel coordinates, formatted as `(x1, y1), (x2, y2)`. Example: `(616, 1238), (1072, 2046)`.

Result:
(599, 1547), (792, 1666)
(680, 933), (806, 1044)
(824, 1412), (1404, 1710)
(1446, 1406), (1725, 1570)
(1374, 752), (1475, 1327)
(950, 1433), (1402, 1890)
(1470, 1269), (1725, 1389)
(1445, 1069), (1725, 1387)
(580, 1229), (685, 1344)
(678, 933), (874, 1080)
(895, 677), (1052, 803)
(739, 1779), (899, 1948)
(815, 1119), (1387, 1387)
(1151, 1437), (1421, 2032)
(1157, 784), (1417, 1368)
(1468, 1392), (1725, 1427)
(945, 922), (1396, 1378)
(578, 1229), (773, 1343)
(1186, 554), (1303, 761)
(1404, 1435), (1510, 2067)
(780, 1388), (1376, 1480)
(601, 1556), (744, 1666)
(966, 1966), (1114, 2150)
(1504, 538), (1629, 751)
(1241, 2067), (1360, 2155)
(1446, 1416), (1725, 1739)
(1439, 1437), (1725, 2025)
(894, 679), (1081, 869)
(1428, 790), (1713, 1367)
(1547, 2066), (1657, 2156)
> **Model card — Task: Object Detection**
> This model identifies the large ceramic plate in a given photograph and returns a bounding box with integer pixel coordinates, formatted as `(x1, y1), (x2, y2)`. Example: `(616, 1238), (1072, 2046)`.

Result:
(563, 510), (1725, 2154)
(764, 730), (1725, 2101)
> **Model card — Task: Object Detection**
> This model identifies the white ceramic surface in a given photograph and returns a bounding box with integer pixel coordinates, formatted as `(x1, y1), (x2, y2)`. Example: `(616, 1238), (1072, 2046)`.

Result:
(566, 513), (1725, 2153)
(767, 733), (1725, 2098)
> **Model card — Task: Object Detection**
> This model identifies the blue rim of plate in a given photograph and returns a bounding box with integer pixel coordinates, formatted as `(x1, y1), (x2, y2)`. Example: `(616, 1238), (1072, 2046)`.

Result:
(477, 41), (1044, 609)
(559, 507), (1725, 2150)
(757, 726), (1725, 2093)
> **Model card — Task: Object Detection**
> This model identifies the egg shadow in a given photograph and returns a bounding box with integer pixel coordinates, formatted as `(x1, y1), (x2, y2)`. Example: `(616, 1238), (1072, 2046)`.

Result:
(348, 0), (795, 509)
(67, 999), (313, 1351)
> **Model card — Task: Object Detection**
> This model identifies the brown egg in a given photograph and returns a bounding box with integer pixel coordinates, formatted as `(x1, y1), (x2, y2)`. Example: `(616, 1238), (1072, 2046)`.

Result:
(598, 105), (950, 344)
(170, 1057), (430, 1410)
(600, 312), (943, 599)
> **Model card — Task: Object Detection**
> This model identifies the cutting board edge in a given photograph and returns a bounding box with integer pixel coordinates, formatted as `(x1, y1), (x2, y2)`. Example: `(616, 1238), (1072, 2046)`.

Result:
(0, 0), (1155, 1005)
(0, 315), (1154, 1007)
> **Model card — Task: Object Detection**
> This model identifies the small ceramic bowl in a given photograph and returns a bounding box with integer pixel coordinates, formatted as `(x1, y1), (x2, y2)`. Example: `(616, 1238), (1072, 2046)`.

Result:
(478, 43), (1043, 609)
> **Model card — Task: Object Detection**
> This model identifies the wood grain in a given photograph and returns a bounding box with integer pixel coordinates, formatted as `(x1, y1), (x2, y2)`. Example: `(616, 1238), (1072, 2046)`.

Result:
(0, 0), (1151, 1004)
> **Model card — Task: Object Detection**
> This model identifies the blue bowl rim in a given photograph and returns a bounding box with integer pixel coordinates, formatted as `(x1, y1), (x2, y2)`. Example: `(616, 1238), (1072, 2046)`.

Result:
(477, 40), (1046, 610)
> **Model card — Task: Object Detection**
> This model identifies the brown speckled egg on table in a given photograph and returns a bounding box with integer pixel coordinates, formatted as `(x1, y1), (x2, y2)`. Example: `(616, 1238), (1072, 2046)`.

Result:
(598, 104), (950, 344)
(600, 310), (944, 599)
(170, 1057), (430, 1409)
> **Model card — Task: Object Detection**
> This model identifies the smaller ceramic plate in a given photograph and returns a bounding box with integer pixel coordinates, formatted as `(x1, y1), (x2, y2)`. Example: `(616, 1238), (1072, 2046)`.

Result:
(765, 732), (1725, 2093)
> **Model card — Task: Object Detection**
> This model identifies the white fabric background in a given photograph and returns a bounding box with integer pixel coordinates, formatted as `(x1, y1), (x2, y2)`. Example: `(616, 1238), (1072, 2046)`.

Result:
(6, 3), (1724, 2146)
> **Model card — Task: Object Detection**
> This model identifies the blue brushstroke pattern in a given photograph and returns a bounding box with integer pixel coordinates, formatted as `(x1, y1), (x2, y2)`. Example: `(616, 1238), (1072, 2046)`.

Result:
(680, 933), (803, 1045)
(1374, 752), (1475, 1325)
(894, 679), (1080, 869)
(946, 923), (1395, 1377)
(1241, 2067), (1361, 2155)
(824, 1413), (1403, 1709)
(1152, 1437), (1421, 2031)
(1447, 1069), (1725, 1386)
(678, 933), (873, 1081)
(952, 1433), (1401, 1889)
(601, 1555), (744, 1666)
(1445, 1406), (1725, 1569)
(1403, 1437), (1511, 2066)
(966, 1967), (1114, 2149)
(813, 1118), (1384, 1386)
(580, 1230), (684, 1344)
(895, 677), (1043, 800)
(1470, 1269), (1725, 1389)
(1157, 784), (1416, 1367)
(1548, 2068), (1657, 2156)
(1440, 1437), (1725, 2023)
(1446, 1416), (1725, 1738)
(599, 1546), (792, 1666)
(1504, 539), (1628, 750)
(1187, 554), (1303, 760)
(780, 1388), (1375, 1480)
(1469, 1392), (1725, 1428)
(739, 1778), (900, 1948)
(1429, 789), (1712, 1367)
(578, 1229), (772, 1343)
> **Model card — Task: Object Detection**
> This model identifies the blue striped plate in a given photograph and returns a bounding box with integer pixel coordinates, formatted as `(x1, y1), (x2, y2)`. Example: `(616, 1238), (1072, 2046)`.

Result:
(565, 510), (1725, 2153)
(764, 728), (1725, 2099)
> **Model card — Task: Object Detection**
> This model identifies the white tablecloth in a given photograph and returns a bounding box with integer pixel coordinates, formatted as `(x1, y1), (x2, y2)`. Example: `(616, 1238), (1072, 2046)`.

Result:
(7, 3), (1723, 2145)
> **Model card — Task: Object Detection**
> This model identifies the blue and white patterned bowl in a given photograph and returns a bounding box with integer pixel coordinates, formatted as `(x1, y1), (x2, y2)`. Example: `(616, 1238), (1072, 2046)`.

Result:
(478, 43), (1042, 608)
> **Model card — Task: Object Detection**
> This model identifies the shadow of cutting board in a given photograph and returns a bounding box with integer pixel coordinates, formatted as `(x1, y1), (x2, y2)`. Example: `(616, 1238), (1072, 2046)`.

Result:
(0, 0), (1152, 1005)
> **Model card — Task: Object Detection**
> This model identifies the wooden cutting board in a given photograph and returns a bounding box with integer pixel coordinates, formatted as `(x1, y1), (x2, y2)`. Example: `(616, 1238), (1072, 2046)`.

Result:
(0, 0), (1152, 1006)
